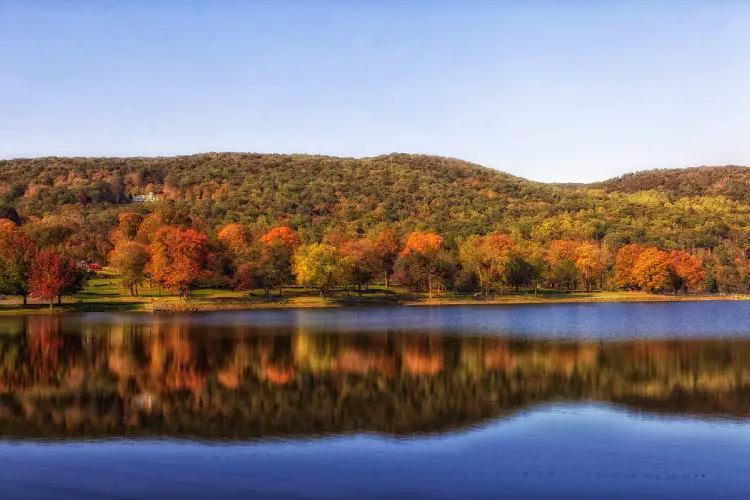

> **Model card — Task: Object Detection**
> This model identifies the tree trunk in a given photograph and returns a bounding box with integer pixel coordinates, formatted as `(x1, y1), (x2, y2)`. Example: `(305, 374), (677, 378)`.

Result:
(428, 274), (433, 300)
(384, 271), (389, 288)
(57, 295), (62, 305)
(22, 295), (27, 306)
(278, 287), (282, 297)
(49, 301), (53, 313)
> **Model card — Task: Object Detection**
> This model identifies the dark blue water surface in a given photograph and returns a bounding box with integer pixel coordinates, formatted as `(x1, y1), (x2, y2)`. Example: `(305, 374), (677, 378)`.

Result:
(30, 300), (750, 338)
(2, 302), (750, 498)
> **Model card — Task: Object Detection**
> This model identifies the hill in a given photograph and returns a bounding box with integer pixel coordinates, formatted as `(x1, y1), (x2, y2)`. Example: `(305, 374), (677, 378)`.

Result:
(0, 152), (748, 255)
(594, 166), (750, 201)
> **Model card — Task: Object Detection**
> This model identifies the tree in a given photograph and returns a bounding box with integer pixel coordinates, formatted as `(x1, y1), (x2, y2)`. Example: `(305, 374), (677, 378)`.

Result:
(149, 227), (211, 299)
(504, 254), (537, 292)
(339, 239), (378, 294)
(575, 242), (606, 292)
(232, 262), (256, 292)
(459, 235), (491, 295)
(547, 240), (580, 290)
(399, 232), (444, 299)
(371, 228), (400, 287)
(118, 213), (144, 241)
(669, 250), (704, 294)
(260, 226), (300, 248)
(615, 244), (646, 290)
(484, 233), (516, 293)
(29, 248), (76, 311)
(248, 226), (301, 296)
(110, 240), (150, 296)
(218, 223), (250, 261)
(632, 247), (671, 293)
(0, 222), (36, 304)
(293, 243), (350, 296)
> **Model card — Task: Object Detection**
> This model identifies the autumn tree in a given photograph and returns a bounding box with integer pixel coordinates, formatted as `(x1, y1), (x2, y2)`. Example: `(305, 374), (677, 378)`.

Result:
(459, 235), (491, 295)
(135, 213), (165, 245)
(484, 234), (517, 293)
(242, 226), (302, 297)
(260, 226), (300, 248)
(119, 212), (144, 241)
(632, 247), (671, 293)
(339, 239), (378, 294)
(0, 221), (36, 305)
(575, 242), (606, 292)
(547, 240), (580, 290)
(615, 244), (646, 290)
(669, 250), (704, 294)
(371, 228), (400, 287)
(110, 240), (150, 296)
(218, 223), (250, 261)
(29, 247), (76, 311)
(293, 243), (351, 296)
(397, 231), (444, 299)
(149, 227), (212, 299)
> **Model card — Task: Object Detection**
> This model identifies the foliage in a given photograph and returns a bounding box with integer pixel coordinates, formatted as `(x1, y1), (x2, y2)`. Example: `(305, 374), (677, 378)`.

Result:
(0, 153), (747, 298)
(29, 248), (76, 308)
(149, 227), (212, 299)
(109, 240), (150, 296)
(292, 243), (351, 296)
(0, 221), (36, 304)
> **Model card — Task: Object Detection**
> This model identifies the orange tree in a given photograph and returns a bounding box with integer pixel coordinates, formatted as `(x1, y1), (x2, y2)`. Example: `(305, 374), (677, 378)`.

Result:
(149, 227), (212, 299)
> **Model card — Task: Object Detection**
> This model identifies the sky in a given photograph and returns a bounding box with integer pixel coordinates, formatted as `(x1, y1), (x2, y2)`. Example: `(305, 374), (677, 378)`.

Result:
(2, 1), (749, 183)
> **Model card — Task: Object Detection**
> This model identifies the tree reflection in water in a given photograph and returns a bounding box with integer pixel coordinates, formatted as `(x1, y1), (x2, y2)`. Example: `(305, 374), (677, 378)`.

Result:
(1, 315), (750, 441)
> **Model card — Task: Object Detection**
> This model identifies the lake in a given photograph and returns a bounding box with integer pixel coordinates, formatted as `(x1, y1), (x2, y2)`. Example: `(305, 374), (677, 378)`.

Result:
(1, 302), (750, 499)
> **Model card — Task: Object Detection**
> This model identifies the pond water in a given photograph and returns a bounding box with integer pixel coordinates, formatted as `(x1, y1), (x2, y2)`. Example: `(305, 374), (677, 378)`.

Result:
(1, 302), (750, 499)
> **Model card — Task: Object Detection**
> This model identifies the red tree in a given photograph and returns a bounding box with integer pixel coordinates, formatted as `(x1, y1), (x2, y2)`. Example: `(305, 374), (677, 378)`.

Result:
(30, 248), (75, 311)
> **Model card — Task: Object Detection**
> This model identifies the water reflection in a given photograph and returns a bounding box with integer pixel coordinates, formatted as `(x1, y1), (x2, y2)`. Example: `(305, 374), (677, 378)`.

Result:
(1, 314), (750, 441)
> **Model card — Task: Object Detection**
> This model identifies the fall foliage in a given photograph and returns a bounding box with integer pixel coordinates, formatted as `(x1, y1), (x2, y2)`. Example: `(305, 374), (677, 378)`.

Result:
(29, 248), (76, 311)
(149, 227), (212, 299)
(292, 243), (350, 296)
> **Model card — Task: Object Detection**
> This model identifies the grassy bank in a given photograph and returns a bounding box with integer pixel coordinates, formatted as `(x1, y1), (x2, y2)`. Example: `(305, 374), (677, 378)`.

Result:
(0, 270), (744, 315)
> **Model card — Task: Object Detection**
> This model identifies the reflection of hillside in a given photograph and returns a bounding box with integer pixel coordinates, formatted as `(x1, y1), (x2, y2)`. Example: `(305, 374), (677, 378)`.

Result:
(1, 317), (750, 440)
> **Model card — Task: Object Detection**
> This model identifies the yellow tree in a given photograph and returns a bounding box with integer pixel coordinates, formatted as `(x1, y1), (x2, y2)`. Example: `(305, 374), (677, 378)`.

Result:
(458, 235), (491, 295)
(293, 243), (351, 297)
(484, 233), (516, 293)
(575, 242), (606, 292)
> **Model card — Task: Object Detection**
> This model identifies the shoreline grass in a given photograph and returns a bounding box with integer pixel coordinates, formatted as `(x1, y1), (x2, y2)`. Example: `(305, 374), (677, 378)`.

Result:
(0, 272), (745, 315)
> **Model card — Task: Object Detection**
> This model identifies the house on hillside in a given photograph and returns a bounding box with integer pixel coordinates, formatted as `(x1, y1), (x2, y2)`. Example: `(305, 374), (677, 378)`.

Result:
(130, 192), (159, 203)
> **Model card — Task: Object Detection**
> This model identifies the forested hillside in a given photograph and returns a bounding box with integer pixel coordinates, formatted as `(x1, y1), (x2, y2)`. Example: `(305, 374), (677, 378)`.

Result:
(595, 166), (750, 201)
(1, 153), (748, 249)
(0, 152), (748, 299)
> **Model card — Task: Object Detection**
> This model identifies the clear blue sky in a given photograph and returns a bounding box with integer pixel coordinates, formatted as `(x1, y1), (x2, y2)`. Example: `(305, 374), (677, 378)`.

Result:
(2, 1), (749, 182)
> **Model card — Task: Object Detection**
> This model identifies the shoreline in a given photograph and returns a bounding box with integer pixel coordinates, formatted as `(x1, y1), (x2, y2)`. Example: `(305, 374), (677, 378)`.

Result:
(0, 290), (745, 315)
